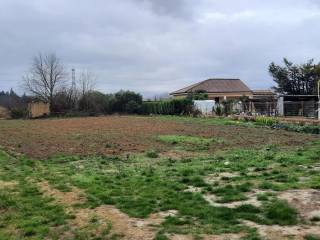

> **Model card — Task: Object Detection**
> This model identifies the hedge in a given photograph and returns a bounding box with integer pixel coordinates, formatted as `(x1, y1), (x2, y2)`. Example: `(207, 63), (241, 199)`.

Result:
(141, 99), (194, 115)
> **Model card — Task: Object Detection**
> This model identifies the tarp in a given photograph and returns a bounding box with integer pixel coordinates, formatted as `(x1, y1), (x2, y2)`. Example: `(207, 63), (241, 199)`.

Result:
(193, 100), (215, 115)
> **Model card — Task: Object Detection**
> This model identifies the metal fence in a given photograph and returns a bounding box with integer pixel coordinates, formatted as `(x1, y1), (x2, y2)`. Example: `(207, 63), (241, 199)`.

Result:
(284, 101), (318, 118)
(250, 101), (278, 116)
(214, 100), (319, 119)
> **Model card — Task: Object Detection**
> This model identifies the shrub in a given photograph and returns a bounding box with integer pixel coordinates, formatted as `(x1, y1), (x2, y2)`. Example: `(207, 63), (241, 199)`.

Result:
(213, 103), (224, 116)
(141, 98), (194, 116)
(113, 90), (143, 113)
(263, 200), (298, 225)
(145, 150), (159, 158)
(255, 116), (279, 126)
(125, 100), (141, 114)
(272, 123), (320, 134)
(10, 107), (28, 119)
(304, 235), (320, 240)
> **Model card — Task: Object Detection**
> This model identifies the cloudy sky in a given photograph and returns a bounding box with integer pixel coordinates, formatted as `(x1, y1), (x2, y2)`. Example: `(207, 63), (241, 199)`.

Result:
(1, 0), (320, 97)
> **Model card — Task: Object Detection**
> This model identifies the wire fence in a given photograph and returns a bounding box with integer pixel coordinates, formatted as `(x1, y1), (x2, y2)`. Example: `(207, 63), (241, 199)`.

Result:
(250, 102), (278, 116)
(208, 100), (319, 119)
(284, 101), (318, 118)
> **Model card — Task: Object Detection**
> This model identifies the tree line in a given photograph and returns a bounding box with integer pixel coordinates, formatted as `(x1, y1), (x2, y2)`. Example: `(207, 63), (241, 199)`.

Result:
(269, 58), (320, 95)
(1, 53), (319, 118)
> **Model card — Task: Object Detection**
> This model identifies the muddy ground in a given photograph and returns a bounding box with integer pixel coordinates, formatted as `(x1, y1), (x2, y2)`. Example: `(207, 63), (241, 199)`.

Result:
(0, 116), (316, 159)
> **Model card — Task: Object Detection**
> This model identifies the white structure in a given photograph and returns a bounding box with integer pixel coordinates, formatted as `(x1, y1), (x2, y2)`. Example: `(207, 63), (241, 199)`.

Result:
(193, 100), (215, 115)
(277, 96), (284, 116)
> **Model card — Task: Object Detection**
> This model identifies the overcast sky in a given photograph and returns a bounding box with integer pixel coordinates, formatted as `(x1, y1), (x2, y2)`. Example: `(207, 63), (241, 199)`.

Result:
(1, 0), (320, 97)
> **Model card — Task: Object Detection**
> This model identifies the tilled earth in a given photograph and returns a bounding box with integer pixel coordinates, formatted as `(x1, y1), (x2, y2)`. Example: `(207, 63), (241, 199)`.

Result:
(0, 116), (316, 159)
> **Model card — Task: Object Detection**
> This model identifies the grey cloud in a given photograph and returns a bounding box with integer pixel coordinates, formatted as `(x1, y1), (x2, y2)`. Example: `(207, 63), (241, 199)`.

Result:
(1, 0), (320, 96)
(132, 0), (194, 19)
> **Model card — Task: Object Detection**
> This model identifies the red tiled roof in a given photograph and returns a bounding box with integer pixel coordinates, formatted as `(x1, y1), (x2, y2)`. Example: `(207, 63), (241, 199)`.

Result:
(171, 79), (252, 95)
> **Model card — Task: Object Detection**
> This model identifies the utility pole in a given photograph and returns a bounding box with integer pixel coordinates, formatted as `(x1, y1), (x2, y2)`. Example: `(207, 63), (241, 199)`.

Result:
(72, 68), (76, 91)
(71, 68), (77, 108)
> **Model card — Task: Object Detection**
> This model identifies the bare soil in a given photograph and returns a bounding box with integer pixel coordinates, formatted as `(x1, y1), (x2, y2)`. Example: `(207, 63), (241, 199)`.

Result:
(0, 116), (316, 159)
(38, 179), (177, 240)
(278, 189), (320, 221)
(170, 233), (245, 240)
(0, 180), (17, 189)
(243, 220), (320, 240)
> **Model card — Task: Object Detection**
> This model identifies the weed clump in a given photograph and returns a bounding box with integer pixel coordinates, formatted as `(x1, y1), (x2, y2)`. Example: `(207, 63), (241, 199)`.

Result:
(263, 200), (298, 225)
(145, 150), (159, 158)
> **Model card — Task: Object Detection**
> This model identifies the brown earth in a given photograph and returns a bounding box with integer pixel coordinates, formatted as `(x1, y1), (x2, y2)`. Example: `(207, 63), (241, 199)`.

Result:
(0, 116), (316, 159)
(39, 179), (250, 240)
(243, 220), (320, 240)
(278, 189), (320, 222)
(170, 233), (245, 240)
(0, 180), (17, 190)
(38, 179), (177, 240)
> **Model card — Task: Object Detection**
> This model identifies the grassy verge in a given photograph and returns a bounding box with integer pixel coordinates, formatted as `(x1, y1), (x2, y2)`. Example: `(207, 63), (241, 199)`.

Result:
(1, 139), (319, 239)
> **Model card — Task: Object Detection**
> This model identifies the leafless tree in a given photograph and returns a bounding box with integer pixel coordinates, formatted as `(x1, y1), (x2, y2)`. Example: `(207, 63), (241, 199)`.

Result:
(78, 70), (96, 97)
(23, 53), (67, 110)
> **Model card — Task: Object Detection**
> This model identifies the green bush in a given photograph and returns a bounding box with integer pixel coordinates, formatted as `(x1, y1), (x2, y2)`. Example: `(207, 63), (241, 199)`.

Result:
(145, 150), (159, 158)
(141, 98), (194, 115)
(255, 116), (279, 126)
(125, 100), (141, 114)
(10, 107), (28, 119)
(273, 123), (320, 134)
(213, 104), (224, 116)
(263, 200), (298, 225)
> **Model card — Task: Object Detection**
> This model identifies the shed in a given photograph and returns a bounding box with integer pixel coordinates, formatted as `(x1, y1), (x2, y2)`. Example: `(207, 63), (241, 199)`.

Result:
(28, 102), (50, 118)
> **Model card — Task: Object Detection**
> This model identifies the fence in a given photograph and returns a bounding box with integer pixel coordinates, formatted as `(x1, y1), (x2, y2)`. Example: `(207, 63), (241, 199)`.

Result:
(284, 101), (318, 118)
(196, 99), (319, 119)
(250, 101), (278, 116)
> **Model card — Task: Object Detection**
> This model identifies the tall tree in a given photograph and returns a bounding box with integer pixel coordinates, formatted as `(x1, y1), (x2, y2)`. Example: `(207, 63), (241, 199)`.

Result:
(269, 58), (320, 95)
(23, 53), (67, 110)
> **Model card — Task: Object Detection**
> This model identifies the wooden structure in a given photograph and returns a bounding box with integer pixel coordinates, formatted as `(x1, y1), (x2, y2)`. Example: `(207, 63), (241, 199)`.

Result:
(28, 102), (50, 118)
(0, 106), (10, 119)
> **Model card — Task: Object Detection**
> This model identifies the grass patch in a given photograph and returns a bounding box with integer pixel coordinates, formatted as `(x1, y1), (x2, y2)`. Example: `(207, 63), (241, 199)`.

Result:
(263, 200), (298, 225)
(0, 138), (319, 238)
(145, 149), (159, 158)
(305, 235), (320, 240)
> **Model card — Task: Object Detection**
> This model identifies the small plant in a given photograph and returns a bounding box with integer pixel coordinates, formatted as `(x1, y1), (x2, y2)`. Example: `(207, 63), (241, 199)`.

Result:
(255, 116), (279, 126)
(263, 200), (298, 225)
(145, 150), (159, 158)
(304, 234), (320, 240)
(310, 216), (320, 222)
(213, 103), (224, 116)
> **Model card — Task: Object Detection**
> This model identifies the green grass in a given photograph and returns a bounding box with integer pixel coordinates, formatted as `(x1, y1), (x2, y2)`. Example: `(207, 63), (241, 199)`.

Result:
(263, 200), (298, 225)
(0, 154), (70, 239)
(0, 138), (320, 238)
(305, 235), (320, 240)
(145, 149), (159, 158)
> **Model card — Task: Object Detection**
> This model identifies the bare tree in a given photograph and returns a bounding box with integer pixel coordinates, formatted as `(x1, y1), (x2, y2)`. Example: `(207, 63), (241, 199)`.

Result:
(78, 70), (96, 97)
(23, 53), (67, 110)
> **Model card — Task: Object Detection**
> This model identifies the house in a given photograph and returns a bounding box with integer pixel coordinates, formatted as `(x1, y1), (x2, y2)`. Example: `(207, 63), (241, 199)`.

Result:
(170, 78), (253, 103)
